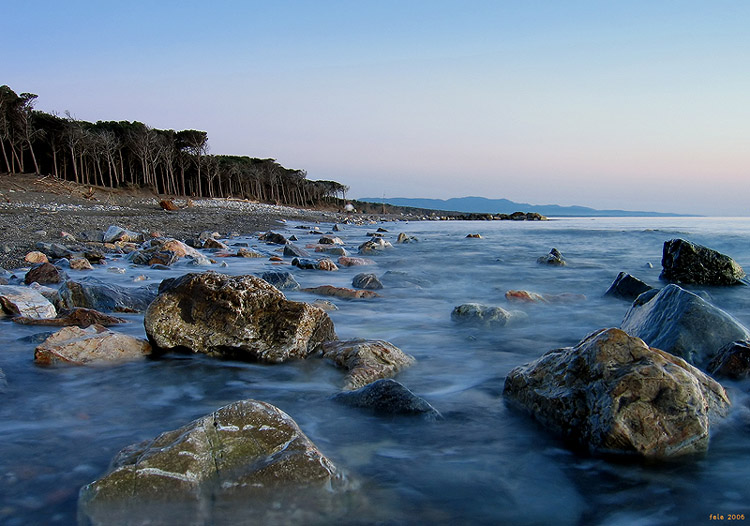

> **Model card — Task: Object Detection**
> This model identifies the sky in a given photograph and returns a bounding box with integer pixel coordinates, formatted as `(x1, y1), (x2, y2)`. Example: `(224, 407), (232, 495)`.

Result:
(5, 1), (750, 215)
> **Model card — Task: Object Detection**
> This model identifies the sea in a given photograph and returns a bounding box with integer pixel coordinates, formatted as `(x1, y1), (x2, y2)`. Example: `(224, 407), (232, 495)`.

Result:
(2, 216), (750, 525)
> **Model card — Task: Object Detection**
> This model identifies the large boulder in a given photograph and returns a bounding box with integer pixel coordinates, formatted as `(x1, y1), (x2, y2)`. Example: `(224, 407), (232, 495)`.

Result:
(34, 324), (151, 365)
(78, 399), (348, 526)
(504, 328), (730, 458)
(621, 284), (750, 368)
(660, 238), (745, 285)
(321, 339), (416, 390)
(144, 272), (336, 362)
(332, 379), (440, 419)
(0, 285), (57, 319)
(58, 278), (158, 313)
(604, 272), (653, 301)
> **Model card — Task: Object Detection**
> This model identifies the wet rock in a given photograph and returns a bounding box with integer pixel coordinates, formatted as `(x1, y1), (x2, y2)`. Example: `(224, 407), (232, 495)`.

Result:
(604, 272), (653, 301)
(144, 272), (335, 362)
(292, 257), (338, 271)
(302, 285), (380, 300)
(377, 227), (388, 233)
(537, 248), (566, 266)
(451, 303), (523, 327)
(396, 233), (418, 244)
(379, 271), (431, 289)
(660, 238), (745, 286)
(321, 339), (416, 390)
(352, 273), (383, 290)
(78, 399), (347, 526)
(187, 254), (213, 266)
(358, 237), (393, 255)
(504, 328), (730, 458)
(35, 241), (74, 259)
(259, 270), (301, 290)
(103, 226), (143, 244)
(235, 247), (264, 258)
(707, 341), (750, 379)
(317, 258), (339, 271)
(24, 262), (65, 285)
(621, 284), (750, 368)
(58, 278), (158, 313)
(313, 299), (338, 311)
(319, 236), (344, 245)
(34, 324), (151, 365)
(315, 245), (348, 256)
(155, 238), (203, 259)
(0, 285), (57, 319)
(203, 237), (228, 250)
(13, 307), (126, 328)
(466, 233), (482, 239)
(24, 251), (49, 264)
(69, 257), (94, 270)
(505, 290), (547, 303)
(284, 242), (311, 258)
(332, 379), (440, 419)
(338, 256), (375, 267)
(259, 231), (288, 245)
(78, 230), (106, 243)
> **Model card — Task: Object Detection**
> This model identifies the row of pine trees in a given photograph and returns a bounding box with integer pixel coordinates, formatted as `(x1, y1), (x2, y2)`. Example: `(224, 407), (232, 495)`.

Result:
(0, 85), (348, 206)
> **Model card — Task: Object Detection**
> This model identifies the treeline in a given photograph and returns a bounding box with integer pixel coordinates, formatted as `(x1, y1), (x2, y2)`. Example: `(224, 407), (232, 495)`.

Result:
(0, 85), (348, 206)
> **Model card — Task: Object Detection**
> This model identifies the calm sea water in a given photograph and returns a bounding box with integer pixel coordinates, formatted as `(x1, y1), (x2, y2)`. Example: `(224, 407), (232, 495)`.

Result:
(3, 217), (750, 525)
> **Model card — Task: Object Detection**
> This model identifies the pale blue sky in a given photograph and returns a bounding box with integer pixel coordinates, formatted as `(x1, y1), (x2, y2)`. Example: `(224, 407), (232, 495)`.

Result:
(6, 1), (749, 214)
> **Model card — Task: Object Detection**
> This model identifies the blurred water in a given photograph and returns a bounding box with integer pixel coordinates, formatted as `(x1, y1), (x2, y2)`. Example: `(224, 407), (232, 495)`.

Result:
(2, 217), (750, 525)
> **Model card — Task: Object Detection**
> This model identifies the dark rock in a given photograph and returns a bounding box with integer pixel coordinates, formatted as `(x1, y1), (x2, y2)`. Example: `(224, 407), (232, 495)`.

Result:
(379, 271), (431, 289)
(24, 262), (65, 285)
(537, 248), (566, 266)
(260, 271), (301, 290)
(332, 379), (441, 419)
(58, 278), (158, 313)
(203, 238), (228, 250)
(604, 272), (654, 301)
(235, 247), (264, 258)
(78, 230), (106, 243)
(358, 237), (392, 255)
(504, 328), (730, 458)
(660, 238), (745, 285)
(13, 307), (126, 328)
(621, 284), (750, 368)
(145, 272), (336, 362)
(352, 273), (383, 290)
(34, 324), (151, 366)
(321, 339), (416, 390)
(465, 233), (482, 239)
(708, 341), (750, 379)
(259, 231), (288, 245)
(396, 233), (418, 243)
(376, 227), (388, 232)
(284, 242), (311, 258)
(318, 236), (344, 245)
(35, 241), (74, 259)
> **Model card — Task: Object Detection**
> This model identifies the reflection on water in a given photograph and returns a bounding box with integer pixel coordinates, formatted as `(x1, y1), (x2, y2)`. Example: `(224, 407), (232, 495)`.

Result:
(2, 217), (750, 524)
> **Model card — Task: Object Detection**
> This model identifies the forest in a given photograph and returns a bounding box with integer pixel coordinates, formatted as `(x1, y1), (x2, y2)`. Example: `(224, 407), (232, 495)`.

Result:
(0, 85), (349, 207)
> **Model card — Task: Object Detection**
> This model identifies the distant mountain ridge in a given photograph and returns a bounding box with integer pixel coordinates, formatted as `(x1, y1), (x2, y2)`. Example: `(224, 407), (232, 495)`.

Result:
(359, 196), (692, 217)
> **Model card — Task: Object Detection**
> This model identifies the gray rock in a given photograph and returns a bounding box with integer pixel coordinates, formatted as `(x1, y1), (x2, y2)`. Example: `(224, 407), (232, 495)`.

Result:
(451, 303), (523, 327)
(537, 248), (566, 266)
(379, 271), (431, 289)
(283, 242), (311, 258)
(358, 237), (393, 255)
(260, 271), (301, 290)
(352, 273), (383, 290)
(0, 285), (57, 319)
(102, 226), (144, 244)
(396, 233), (418, 244)
(78, 399), (348, 526)
(332, 379), (440, 419)
(78, 230), (106, 243)
(259, 231), (288, 245)
(145, 272), (336, 362)
(621, 284), (750, 368)
(58, 278), (158, 313)
(604, 272), (653, 301)
(660, 238), (745, 286)
(504, 328), (730, 458)
(321, 339), (416, 390)
(708, 340), (750, 379)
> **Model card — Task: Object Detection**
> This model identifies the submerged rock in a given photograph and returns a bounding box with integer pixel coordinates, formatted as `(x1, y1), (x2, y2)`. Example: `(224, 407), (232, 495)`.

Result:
(321, 339), (416, 390)
(259, 231), (288, 245)
(379, 271), (431, 289)
(621, 284), (750, 368)
(352, 273), (383, 290)
(537, 248), (566, 266)
(0, 285), (57, 319)
(708, 341), (750, 379)
(259, 270), (301, 290)
(302, 285), (380, 299)
(283, 242), (311, 258)
(337, 256), (375, 267)
(34, 324), (151, 365)
(504, 328), (730, 458)
(13, 307), (126, 327)
(58, 278), (158, 313)
(332, 379), (440, 419)
(451, 303), (523, 327)
(78, 399), (347, 526)
(660, 238), (745, 286)
(144, 272), (335, 362)
(396, 233), (418, 244)
(604, 272), (653, 301)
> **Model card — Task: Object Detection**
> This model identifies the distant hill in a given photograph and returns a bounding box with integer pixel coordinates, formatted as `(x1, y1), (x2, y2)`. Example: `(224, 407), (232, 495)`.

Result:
(359, 196), (692, 217)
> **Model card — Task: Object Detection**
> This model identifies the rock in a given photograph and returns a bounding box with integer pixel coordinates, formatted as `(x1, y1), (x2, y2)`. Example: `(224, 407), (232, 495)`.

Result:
(332, 379), (440, 419)
(103, 226), (143, 244)
(0, 285), (57, 319)
(24, 262), (65, 285)
(34, 324), (151, 365)
(144, 272), (336, 362)
(78, 230), (106, 243)
(157, 239), (203, 259)
(466, 233), (482, 239)
(352, 273), (383, 290)
(78, 399), (347, 526)
(707, 341), (750, 379)
(660, 238), (745, 286)
(503, 328), (730, 458)
(259, 231), (288, 245)
(203, 237), (228, 250)
(316, 258), (339, 271)
(338, 256), (375, 267)
(377, 227), (388, 233)
(313, 299), (338, 311)
(333, 224), (342, 231)
(318, 236), (344, 245)
(315, 245), (348, 256)
(159, 199), (180, 211)
(379, 271), (431, 289)
(24, 250), (49, 264)
(451, 303), (523, 327)
(537, 248), (566, 266)
(13, 307), (126, 327)
(358, 237), (393, 255)
(260, 271), (301, 290)
(35, 241), (74, 259)
(236, 247), (264, 258)
(604, 272), (653, 301)
(505, 290), (547, 303)
(302, 285), (380, 300)
(284, 242), (311, 258)
(69, 257), (94, 270)
(130, 250), (180, 267)
(58, 278), (158, 313)
(321, 339), (416, 390)
(621, 284), (750, 368)
(187, 254), (213, 266)
(396, 233), (418, 243)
